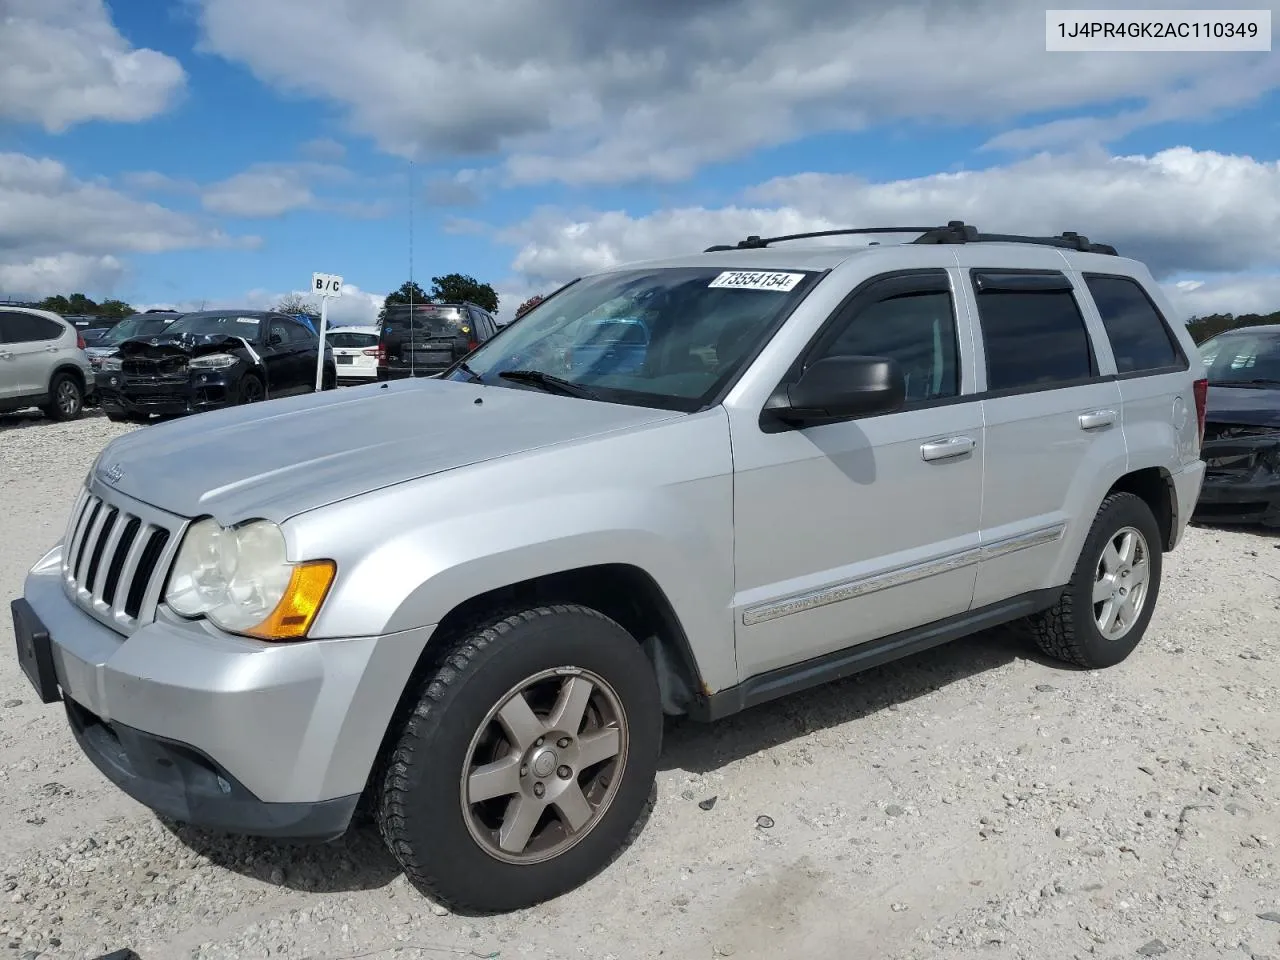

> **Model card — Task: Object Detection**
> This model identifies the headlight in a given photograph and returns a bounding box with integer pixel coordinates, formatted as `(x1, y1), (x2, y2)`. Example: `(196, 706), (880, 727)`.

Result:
(164, 518), (335, 640)
(100, 356), (122, 371)
(189, 353), (239, 370)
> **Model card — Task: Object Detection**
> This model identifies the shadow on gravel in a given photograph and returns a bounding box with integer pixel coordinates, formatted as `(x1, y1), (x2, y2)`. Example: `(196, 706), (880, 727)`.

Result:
(162, 819), (402, 894)
(660, 623), (1055, 775)
(0, 406), (109, 431)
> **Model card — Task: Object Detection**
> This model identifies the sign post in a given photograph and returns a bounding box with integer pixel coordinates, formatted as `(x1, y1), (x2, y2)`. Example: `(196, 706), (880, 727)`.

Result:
(311, 272), (343, 391)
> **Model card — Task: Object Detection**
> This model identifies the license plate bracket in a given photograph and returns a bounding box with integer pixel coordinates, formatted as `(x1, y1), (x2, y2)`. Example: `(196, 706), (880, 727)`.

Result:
(10, 598), (61, 704)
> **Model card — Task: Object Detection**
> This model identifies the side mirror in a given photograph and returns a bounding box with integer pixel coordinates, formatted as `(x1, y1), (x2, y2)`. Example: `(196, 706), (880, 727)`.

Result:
(763, 355), (905, 428)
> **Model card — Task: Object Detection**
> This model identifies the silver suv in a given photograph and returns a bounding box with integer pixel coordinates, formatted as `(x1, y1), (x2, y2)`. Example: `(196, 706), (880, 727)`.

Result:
(11, 223), (1206, 912)
(0, 307), (94, 420)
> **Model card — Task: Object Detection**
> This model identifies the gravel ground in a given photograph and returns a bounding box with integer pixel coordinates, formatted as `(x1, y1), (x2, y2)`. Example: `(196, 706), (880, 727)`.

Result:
(0, 409), (1277, 960)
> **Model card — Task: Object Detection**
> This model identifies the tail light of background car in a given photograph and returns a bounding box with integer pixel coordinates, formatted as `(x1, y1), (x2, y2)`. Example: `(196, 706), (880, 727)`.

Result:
(467, 340), (478, 352)
(1192, 378), (1209, 448)
(76, 334), (86, 349)
(363, 348), (378, 356)
(375, 345), (386, 364)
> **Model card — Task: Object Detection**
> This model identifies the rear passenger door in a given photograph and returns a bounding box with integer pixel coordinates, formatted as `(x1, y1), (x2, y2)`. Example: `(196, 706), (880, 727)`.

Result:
(961, 261), (1127, 608)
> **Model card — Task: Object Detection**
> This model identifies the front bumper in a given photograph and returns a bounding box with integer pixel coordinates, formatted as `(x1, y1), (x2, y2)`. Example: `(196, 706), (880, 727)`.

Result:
(1192, 435), (1280, 525)
(95, 369), (235, 417)
(17, 545), (433, 839)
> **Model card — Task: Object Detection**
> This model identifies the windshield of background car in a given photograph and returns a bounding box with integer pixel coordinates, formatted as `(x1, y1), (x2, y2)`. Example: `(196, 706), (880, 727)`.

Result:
(165, 312), (263, 338)
(443, 267), (820, 410)
(1199, 331), (1280, 385)
(103, 314), (179, 344)
(382, 305), (467, 338)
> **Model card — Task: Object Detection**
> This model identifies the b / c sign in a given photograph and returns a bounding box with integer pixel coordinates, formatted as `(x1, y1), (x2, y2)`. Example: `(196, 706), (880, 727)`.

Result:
(313, 272), (344, 298)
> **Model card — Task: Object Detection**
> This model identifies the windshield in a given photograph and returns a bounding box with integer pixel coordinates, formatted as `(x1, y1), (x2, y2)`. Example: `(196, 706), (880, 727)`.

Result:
(165, 312), (264, 338)
(443, 267), (818, 410)
(1198, 330), (1280, 385)
(102, 314), (180, 344)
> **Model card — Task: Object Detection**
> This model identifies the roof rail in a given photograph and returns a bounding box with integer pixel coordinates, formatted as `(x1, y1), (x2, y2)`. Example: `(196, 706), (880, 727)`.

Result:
(912, 221), (1118, 255)
(704, 226), (941, 252)
(703, 220), (1118, 256)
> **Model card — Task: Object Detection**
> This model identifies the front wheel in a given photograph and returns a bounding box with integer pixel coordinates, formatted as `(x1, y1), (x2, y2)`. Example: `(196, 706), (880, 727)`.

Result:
(237, 373), (265, 405)
(375, 605), (662, 912)
(1030, 491), (1163, 669)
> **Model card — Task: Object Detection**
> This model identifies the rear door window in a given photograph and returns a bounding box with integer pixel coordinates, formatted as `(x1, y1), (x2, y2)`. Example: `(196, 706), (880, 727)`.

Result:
(971, 272), (1097, 392)
(0, 312), (64, 344)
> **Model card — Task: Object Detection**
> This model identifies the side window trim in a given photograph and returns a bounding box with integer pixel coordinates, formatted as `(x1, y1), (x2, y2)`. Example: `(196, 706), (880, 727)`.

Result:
(967, 267), (1105, 395)
(1080, 271), (1190, 378)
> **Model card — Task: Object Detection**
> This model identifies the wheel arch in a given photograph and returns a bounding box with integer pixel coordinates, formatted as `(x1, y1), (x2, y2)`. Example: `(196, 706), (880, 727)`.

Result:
(1107, 465), (1176, 551)
(48, 362), (86, 393)
(354, 563), (708, 820)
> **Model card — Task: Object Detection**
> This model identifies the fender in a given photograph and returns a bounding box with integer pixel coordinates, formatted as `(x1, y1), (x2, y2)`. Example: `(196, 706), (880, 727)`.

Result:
(286, 410), (739, 693)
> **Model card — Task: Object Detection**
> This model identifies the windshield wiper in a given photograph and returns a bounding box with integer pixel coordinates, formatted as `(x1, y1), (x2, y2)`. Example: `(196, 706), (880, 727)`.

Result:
(498, 369), (600, 400)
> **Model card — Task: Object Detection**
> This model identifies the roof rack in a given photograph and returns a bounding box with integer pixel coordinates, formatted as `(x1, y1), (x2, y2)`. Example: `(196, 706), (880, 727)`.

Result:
(704, 227), (940, 252)
(703, 221), (1118, 256)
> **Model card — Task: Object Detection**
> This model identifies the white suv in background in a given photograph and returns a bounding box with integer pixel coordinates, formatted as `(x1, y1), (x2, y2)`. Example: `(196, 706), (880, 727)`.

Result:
(327, 324), (380, 383)
(0, 307), (94, 421)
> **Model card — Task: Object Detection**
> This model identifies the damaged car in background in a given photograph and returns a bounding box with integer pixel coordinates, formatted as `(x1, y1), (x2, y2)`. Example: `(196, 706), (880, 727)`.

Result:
(96, 310), (337, 423)
(1193, 324), (1280, 526)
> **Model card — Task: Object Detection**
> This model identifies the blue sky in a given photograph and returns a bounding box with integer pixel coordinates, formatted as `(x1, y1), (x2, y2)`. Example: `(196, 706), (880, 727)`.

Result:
(1, 0), (1279, 322)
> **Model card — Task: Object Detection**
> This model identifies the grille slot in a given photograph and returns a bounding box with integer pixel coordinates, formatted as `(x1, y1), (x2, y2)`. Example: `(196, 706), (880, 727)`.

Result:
(61, 487), (182, 632)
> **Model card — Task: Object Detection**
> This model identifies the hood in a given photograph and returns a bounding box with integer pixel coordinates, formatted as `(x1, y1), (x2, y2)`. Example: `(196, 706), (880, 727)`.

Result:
(90, 377), (682, 523)
(1204, 383), (1280, 429)
(116, 332), (248, 358)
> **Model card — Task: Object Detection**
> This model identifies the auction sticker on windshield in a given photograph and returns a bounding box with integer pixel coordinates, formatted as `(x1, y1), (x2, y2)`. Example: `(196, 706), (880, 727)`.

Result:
(708, 271), (805, 292)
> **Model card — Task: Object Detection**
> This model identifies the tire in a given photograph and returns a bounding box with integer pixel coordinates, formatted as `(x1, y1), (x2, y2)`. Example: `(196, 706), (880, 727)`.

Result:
(237, 373), (266, 405)
(322, 368), (337, 391)
(1031, 492), (1163, 669)
(375, 604), (663, 912)
(41, 372), (83, 421)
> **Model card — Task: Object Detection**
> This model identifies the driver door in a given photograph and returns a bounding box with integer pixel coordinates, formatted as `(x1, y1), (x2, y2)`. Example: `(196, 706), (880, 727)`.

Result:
(729, 269), (986, 678)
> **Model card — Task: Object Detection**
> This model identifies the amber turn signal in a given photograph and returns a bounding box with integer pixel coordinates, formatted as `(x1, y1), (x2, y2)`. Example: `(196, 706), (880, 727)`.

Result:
(243, 560), (336, 641)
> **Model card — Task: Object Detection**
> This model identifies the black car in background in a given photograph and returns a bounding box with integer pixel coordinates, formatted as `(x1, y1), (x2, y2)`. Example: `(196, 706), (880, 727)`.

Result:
(376, 301), (499, 380)
(97, 310), (337, 422)
(1194, 325), (1280, 526)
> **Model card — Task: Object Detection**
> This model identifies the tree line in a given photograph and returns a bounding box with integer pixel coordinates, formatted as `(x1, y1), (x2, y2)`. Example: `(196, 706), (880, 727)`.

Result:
(23, 292), (137, 319)
(1185, 310), (1280, 345)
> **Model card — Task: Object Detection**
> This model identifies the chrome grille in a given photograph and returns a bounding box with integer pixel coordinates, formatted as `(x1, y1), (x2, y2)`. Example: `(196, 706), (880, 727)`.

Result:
(61, 485), (184, 633)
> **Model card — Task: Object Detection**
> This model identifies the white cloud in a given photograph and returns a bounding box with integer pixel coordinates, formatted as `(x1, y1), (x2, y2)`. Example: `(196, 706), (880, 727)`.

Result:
(0, 0), (186, 132)
(0, 253), (125, 297)
(199, 162), (387, 219)
(202, 169), (317, 218)
(193, 0), (1279, 185)
(299, 138), (347, 161)
(138, 283), (385, 327)
(500, 147), (1280, 287)
(0, 152), (256, 298)
(1166, 275), (1280, 319)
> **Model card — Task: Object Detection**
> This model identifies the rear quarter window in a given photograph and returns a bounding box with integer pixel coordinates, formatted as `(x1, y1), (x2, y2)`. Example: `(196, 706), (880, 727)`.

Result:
(1083, 274), (1185, 374)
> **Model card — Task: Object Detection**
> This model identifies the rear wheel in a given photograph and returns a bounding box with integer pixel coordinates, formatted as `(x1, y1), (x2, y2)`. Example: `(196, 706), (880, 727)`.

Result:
(375, 604), (662, 912)
(42, 373), (83, 421)
(1030, 492), (1163, 669)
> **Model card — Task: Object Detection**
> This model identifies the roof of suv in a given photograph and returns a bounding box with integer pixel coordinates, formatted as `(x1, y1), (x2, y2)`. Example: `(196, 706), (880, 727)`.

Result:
(602, 221), (1143, 277)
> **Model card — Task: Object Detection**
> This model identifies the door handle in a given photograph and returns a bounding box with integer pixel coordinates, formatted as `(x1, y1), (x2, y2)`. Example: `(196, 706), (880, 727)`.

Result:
(1078, 409), (1117, 430)
(46, 346), (59, 352)
(920, 436), (976, 461)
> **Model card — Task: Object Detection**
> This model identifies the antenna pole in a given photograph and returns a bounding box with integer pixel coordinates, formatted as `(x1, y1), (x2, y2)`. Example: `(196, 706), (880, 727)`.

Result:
(408, 157), (416, 377)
